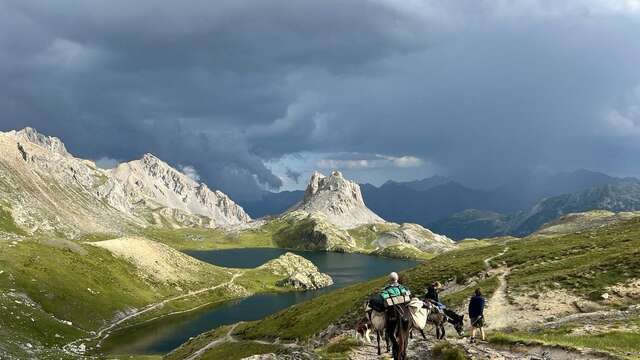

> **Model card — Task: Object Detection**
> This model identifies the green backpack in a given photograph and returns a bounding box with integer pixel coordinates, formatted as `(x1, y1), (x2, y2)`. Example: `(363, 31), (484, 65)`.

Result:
(380, 285), (411, 307)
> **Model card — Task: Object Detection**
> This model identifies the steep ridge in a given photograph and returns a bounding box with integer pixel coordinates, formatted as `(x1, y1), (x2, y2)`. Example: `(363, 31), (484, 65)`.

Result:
(0, 128), (250, 237)
(109, 153), (250, 228)
(292, 170), (384, 229)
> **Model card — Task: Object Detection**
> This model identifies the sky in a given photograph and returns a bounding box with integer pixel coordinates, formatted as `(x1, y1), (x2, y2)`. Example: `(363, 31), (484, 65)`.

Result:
(1, 0), (640, 200)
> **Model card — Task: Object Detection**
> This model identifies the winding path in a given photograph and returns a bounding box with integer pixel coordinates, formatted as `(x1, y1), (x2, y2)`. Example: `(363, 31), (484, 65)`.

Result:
(183, 322), (300, 360)
(185, 323), (241, 360)
(63, 272), (242, 355)
(483, 246), (512, 330)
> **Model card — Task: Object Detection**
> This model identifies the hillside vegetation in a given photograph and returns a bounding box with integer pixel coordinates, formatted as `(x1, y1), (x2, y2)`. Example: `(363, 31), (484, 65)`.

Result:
(170, 216), (640, 359)
(0, 235), (332, 359)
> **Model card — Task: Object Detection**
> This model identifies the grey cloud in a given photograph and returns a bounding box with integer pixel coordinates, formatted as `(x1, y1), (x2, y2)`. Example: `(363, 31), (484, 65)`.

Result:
(1, 0), (640, 198)
(285, 168), (302, 183)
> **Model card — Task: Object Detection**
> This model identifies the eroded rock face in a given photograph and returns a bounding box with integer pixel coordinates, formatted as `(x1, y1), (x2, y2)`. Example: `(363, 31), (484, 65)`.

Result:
(372, 223), (455, 253)
(292, 171), (384, 229)
(17, 127), (70, 157)
(109, 153), (250, 227)
(0, 128), (250, 236)
(260, 252), (333, 290)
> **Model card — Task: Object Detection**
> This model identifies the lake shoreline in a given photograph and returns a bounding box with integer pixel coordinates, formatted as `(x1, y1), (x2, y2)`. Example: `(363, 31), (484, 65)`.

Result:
(99, 248), (417, 355)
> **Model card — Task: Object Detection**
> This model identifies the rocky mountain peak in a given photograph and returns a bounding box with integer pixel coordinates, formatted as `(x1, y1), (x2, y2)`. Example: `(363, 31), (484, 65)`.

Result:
(16, 127), (70, 157)
(111, 153), (251, 227)
(294, 170), (384, 229)
(0, 127), (251, 234)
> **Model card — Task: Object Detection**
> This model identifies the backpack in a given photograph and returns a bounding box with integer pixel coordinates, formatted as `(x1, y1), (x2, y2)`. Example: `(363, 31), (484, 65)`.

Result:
(380, 285), (411, 308)
(367, 294), (386, 312)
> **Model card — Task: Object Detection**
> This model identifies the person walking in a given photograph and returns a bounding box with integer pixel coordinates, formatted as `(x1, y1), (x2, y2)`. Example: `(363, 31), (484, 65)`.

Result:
(468, 288), (486, 342)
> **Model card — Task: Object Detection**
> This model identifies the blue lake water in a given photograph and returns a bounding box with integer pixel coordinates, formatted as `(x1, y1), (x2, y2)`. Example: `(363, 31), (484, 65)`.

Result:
(100, 248), (417, 355)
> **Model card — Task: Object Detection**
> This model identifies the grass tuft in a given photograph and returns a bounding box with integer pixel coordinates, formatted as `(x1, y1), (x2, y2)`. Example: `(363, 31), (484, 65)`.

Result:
(432, 341), (469, 360)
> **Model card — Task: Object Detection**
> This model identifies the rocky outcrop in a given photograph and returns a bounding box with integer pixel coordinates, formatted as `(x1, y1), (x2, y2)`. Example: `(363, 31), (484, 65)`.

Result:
(16, 127), (71, 157)
(292, 171), (384, 229)
(371, 223), (454, 253)
(259, 252), (333, 290)
(275, 211), (356, 252)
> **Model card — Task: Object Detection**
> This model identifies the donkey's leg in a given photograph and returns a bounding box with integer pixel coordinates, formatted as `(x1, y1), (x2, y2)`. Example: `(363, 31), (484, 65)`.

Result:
(420, 328), (427, 340)
(441, 324), (446, 339)
(386, 330), (391, 352)
(376, 331), (381, 355)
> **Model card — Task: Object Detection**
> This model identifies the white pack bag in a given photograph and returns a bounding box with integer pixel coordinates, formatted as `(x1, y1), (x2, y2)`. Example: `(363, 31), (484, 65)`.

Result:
(408, 298), (428, 329)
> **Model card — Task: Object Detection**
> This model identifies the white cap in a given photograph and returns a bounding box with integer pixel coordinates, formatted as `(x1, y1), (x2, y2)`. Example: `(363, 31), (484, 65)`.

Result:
(389, 272), (399, 282)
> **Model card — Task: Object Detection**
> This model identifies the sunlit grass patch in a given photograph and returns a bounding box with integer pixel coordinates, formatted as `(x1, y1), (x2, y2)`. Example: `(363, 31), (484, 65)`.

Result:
(198, 341), (282, 360)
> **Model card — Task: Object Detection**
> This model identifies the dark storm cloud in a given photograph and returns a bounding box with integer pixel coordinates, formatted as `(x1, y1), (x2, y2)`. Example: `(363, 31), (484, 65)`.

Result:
(284, 168), (302, 184)
(1, 0), (640, 197)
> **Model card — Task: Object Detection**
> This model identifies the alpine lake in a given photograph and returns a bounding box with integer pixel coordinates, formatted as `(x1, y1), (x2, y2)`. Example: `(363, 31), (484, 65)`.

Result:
(99, 248), (417, 355)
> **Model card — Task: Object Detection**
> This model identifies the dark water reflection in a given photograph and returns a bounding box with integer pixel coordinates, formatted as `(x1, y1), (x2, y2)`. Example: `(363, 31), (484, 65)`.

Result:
(100, 248), (416, 355)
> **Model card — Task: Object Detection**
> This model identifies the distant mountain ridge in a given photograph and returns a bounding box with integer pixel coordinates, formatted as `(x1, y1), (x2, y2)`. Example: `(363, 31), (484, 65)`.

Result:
(241, 170), (640, 239)
(431, 179), (640, 239)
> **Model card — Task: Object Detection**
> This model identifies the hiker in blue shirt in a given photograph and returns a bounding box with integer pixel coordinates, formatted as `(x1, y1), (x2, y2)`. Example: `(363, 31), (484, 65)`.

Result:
(468, 288), (486, 342)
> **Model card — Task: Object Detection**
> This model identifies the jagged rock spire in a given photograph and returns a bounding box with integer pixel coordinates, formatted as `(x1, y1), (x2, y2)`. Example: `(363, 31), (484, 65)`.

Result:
(293, 170), (384, 229)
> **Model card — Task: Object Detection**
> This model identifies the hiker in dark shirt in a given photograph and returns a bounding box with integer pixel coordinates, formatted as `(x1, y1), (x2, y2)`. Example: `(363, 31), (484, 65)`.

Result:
(468, 288), (486, 342)
(424, 281), (446, 310)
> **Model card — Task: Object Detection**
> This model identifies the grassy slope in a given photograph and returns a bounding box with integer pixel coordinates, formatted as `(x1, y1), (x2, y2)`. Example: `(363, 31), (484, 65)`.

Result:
(0, 240), (190, 330)
(371, 244), (434, 261)
(139, 227), (278, 250)
(490, 318), (640, 360)
(0, 206), (26, 235)
(0, 236), (330, 359)
(347, 223), (398, 250)
(198, 342), (282, 360)
(502, 218), (640, 300)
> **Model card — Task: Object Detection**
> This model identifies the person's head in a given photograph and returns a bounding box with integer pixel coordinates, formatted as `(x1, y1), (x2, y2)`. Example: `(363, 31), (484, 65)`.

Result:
(389, 272), (399, 283)
(475, 288), (482, 297)
(433, 281), (441, 289)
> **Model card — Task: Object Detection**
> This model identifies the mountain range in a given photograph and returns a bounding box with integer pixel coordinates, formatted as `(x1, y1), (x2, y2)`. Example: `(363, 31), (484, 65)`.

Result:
(241, 170), (640, 239)
(0, 127), (453, 256)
